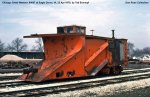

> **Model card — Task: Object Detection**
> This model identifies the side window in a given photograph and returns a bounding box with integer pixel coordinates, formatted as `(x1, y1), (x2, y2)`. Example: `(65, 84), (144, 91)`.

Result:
(57, 27), (64, 33)
(67, 27), (73, 33)
(77, 27), (81, 33)
(81, 28), (85, 33)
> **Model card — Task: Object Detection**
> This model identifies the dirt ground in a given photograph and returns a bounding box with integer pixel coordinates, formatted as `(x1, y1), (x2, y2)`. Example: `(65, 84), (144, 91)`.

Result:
(79, 84), (150, 97)
(106, 86), (150, 97)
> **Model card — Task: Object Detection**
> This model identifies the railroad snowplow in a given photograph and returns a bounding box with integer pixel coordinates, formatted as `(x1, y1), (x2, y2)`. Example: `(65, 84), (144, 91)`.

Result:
(19, 25), (128, 82)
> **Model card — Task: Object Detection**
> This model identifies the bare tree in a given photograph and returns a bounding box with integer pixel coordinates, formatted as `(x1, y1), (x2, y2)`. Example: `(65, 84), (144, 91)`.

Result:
(132, 48), (143, 57)
(6, 37), (27, 52)
(31, 38), (43, 52)
(132, 47), (150, 57)
(143, 47), (150, 55)
(0, 39), (5, 52)
(128, 42), (150, 57)
(128, 42), (135, 57)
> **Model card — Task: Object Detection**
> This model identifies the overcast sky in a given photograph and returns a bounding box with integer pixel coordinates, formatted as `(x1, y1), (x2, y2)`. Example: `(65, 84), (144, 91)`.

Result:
(0, 0), (150, 49)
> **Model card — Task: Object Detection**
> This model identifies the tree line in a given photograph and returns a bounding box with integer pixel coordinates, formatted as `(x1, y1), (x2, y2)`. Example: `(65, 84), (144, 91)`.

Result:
(128, 42), (150, 57)
(0, 38), (43, 52)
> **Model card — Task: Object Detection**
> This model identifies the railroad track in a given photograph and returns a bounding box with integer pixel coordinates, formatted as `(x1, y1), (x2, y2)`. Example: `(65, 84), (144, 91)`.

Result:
(0, 76), (19, 81)
(0, 68), (150, 88)
(0, 73), (21, 81)
(0, 67), (150, 97)
(0, 72), (150, 97)
(0, 69), (23, 73)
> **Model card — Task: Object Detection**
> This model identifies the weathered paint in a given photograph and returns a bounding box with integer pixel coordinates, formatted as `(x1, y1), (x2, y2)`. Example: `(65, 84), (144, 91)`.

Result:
(19, 25), (128, 82)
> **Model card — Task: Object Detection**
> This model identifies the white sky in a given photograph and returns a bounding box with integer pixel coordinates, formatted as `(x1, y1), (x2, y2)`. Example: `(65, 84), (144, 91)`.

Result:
(0, 0), (150, 49)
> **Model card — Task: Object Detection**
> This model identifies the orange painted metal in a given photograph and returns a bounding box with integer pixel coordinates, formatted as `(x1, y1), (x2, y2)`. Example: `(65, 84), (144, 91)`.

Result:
(19, 25), (128, 82)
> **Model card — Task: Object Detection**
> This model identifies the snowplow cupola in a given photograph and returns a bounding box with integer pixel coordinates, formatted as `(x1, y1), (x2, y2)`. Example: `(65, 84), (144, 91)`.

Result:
(19, 25), (128, 82)
(57, 25), (86, 34)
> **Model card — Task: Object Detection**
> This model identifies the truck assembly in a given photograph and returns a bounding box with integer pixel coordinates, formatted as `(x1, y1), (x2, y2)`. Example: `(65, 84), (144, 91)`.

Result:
(19, 25), (128, 82)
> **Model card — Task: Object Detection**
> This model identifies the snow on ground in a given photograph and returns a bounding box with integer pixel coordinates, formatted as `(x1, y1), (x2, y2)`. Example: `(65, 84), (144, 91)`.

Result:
(46, 78), (150, 97)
